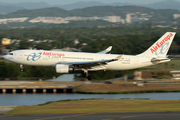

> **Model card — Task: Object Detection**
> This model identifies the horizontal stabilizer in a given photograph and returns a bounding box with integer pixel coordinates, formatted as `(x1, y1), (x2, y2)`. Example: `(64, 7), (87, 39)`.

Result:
(151, 58), (170, 64)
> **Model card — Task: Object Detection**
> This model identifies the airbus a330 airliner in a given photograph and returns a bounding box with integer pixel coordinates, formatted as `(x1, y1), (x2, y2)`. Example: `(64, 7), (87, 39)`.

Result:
(3, 32), (176, 80)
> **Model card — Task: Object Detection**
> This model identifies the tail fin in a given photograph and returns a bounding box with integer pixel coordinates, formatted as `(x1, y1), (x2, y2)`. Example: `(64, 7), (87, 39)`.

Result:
(137, 32), (176, 58)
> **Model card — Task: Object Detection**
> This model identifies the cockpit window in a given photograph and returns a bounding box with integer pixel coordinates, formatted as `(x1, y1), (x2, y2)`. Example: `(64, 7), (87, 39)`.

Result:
(9, 53), (13, 55)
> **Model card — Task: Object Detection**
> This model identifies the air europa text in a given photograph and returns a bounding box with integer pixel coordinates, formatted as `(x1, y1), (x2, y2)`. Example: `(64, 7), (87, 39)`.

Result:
(43, 52), (65, 57)
(151, 33), (173, 54)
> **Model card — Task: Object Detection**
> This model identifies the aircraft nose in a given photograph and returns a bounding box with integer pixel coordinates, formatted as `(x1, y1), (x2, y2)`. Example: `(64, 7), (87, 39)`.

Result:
(3, 55), (7, 60)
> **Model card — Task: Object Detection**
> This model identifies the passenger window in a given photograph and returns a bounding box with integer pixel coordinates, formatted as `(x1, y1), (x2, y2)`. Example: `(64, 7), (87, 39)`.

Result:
(9, 53), (13, 55)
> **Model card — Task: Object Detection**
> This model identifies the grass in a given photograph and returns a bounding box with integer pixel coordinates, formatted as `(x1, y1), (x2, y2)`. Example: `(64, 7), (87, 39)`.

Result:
(76, 90), (180, 94)
(74, 83), (180, 94)
(5, 99), (180, 115)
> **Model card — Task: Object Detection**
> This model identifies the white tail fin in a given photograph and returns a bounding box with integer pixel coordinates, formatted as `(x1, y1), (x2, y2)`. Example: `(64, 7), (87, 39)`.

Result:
(137, 32), (176, 58)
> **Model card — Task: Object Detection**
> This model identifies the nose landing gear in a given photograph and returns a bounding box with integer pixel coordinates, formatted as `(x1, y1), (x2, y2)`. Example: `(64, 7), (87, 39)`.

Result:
(20, 64), (24, 72)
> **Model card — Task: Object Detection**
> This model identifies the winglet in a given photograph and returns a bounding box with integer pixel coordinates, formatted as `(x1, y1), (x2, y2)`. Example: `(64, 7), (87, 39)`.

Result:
(97, 46), (112, 54)
(106, 46), (112, 51)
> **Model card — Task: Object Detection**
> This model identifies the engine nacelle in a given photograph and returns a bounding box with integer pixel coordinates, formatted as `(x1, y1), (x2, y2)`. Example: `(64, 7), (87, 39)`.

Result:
(55, 64), (74, 73)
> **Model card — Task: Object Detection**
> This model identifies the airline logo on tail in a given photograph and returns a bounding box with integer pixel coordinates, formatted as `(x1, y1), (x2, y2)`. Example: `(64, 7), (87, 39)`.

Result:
(150, 33), (173, 54)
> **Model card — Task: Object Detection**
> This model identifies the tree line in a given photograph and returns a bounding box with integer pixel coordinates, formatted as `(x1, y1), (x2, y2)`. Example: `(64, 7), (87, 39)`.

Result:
(0, 60), (59, 80)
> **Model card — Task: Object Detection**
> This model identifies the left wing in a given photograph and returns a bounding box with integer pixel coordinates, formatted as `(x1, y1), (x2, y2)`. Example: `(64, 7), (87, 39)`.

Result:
(97, 46), (112, 54)
(57, 55), (122, 68)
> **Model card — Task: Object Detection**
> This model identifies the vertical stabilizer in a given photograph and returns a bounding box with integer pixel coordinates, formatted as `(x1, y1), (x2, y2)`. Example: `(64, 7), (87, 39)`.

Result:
(137, 32), (176, 58)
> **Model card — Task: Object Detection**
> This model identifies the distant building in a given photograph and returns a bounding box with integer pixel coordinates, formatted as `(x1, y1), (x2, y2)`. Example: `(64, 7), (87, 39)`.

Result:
(29, 17), (69, 24)
(82, 43), (87, 46)
(29, 16), (123, 24)
(131, 17), (149, 21)
(0, 17), (28, 24)
(2, 38), (11, 45)
(121, 19), (125, 24)
(173, 14), (180, 19)
(126, 14), (132, 24)
(74, 39), (80, 45)
(105, 16), (121, 23)
(28, 39), (34, 42)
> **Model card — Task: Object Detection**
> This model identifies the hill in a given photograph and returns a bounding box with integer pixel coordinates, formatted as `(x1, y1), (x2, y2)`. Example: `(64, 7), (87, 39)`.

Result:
(59, 0), (180, 11)
(145, 0), (180, 10)
(0, 2), (52, 14)
(12, 2), (51, 10)
(70, 6), (154, 17)
(1, 0), (180, 15)
(0, 6), (179, 20)
(56, 1), (105, 10)
(0, 6), (175, 18)
(0, 7), (69, 18)
(0, 6), (179, 29)
(0, 3), (23, 14)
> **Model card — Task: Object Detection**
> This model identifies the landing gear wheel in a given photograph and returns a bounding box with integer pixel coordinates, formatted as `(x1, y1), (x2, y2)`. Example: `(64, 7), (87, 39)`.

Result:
(20, 64), (24, 72)
(87, 75), (92, 81)
(82, 70), (92, 80)
(82, 71), (87, 77)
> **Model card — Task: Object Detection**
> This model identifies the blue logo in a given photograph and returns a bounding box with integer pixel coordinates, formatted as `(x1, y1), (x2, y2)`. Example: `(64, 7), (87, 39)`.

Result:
(27, 52), (42, 61)
(155, 42), (170, 55)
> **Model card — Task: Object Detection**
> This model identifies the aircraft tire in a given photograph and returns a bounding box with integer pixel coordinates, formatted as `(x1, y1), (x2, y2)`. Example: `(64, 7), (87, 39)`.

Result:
(82, 71), (87, 77)
(87, 76), (92, 80)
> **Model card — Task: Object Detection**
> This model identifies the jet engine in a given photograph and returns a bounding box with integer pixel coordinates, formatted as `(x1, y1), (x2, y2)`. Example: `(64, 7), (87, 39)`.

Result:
(55, 64), (75, 73)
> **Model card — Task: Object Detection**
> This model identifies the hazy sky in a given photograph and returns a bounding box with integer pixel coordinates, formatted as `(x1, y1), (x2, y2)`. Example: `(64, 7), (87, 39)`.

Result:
(0, 0), (177, 5)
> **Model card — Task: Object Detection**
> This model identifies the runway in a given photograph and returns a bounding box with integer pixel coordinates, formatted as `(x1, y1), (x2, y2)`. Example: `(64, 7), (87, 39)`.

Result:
(1, 111), (180, 120)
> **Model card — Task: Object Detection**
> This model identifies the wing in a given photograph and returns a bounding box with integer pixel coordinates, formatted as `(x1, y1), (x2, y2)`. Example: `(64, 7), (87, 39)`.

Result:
(97, 46), (112, 54)
(57, 55), (122, 68)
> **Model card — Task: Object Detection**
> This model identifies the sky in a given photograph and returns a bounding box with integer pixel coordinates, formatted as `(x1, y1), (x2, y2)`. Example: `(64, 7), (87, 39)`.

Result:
(0, 0), (178, 5)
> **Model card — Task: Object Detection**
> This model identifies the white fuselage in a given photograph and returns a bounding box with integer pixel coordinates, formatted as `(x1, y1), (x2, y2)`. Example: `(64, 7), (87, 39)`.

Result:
(4, 50), (154, 71)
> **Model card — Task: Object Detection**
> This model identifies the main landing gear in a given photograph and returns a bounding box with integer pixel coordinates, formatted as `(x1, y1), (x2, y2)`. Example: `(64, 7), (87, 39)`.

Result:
(82, 70), (91, 80)
(20, 64), (24, 72)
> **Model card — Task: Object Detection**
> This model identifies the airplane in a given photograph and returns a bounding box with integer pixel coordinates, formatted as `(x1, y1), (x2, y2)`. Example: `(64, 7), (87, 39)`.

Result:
(3, 32), (176, 80)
